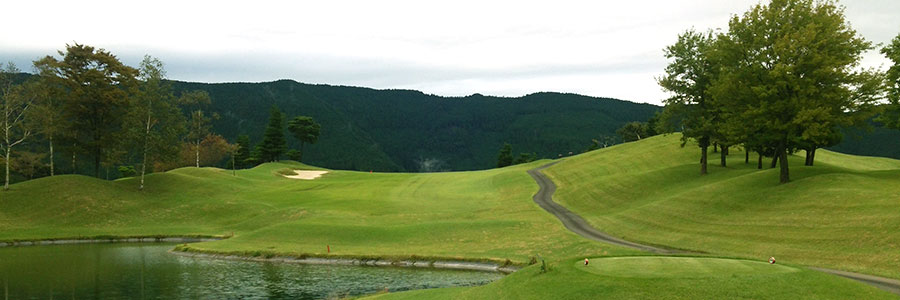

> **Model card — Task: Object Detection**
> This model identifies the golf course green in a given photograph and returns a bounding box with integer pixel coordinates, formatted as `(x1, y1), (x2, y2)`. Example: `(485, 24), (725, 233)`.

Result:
(577, 256), (798, 278)
(1, 134), (897, 298)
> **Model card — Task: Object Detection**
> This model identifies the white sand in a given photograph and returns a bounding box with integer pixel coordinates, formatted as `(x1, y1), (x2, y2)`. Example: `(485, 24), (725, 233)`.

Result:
(284, 170), (328, 180)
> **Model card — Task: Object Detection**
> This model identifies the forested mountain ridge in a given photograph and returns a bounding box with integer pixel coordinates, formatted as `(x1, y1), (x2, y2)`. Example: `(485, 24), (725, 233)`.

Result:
(171, 79), (660, 171)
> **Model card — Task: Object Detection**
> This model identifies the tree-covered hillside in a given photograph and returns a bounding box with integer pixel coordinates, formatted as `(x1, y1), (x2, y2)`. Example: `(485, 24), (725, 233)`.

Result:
(172, 80), (660, 171)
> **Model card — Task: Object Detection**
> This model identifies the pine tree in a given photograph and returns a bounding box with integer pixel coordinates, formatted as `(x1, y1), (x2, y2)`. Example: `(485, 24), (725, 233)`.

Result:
(259, 106), (287, 162)
(234, 135), (251, 168)
(286, 116), (321, 163)
(496, 143), (513, 168)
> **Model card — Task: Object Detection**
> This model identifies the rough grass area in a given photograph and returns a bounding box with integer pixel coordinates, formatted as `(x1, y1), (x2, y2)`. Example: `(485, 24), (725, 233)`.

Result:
(542, 134), (900, 279)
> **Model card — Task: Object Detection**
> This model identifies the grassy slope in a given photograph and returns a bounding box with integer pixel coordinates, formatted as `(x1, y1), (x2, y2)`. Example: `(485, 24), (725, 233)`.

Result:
(542, 134), (900, 279)
(0, 161), (637, 263)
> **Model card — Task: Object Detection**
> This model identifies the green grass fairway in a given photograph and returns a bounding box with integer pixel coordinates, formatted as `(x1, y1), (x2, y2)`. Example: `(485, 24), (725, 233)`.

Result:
(543, 134), (900, 279)
(367, 256), (894, 300)
(0, 161), (639, 264)
(578, 256), (798, 278)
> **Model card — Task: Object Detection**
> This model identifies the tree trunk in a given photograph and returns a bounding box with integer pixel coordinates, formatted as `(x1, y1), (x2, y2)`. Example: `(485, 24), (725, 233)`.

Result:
(699, 136), (709, 175)
(4, 94), (8, 190)
(809, 148), (816, 166)
(713, 143), (718, 153)
(4, 149), (9, 191)
(757, 152), (763, 169)
(299, 141), (305, 163)
(49, 136), (54, 176)
(71, 146), (76, 174)
(720, 145), (727, 167)
(140, 100), (152, 190)
(140, 148), (147, 190)
(700, 145), (708, 175)
(195, 139), (200, 168)
(745, 148), (749, 164)
(770, 153), (778, 169)
(779, 146), (790, 184)
(94, 147), (103, 178)
(804, 148), (816, 166)
(232, 153), (236, 176)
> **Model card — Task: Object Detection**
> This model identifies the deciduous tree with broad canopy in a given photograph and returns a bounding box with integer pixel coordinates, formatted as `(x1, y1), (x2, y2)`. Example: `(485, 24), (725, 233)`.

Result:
(33, 43), (139, 178)
(712, 0), (876, 183)
(658, 29), (721, 175)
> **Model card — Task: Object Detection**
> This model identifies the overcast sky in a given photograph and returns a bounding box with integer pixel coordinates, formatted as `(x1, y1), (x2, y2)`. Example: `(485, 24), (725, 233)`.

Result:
(2, 0), (898, 105)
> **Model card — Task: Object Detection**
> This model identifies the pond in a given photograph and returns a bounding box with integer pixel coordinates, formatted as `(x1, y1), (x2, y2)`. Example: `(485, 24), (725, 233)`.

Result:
(0, 243), (504, 299)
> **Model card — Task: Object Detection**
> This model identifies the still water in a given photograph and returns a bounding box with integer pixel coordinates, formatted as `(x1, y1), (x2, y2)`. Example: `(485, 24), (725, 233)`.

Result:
(0, 243), (503, 299)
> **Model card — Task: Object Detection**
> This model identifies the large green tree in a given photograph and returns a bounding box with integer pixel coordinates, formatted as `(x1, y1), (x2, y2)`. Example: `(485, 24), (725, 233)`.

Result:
(878, 33), (900, 129)
(713, 0), (874, 183)
(32, 43), (138, 178)
(131, 55), (186, 189)
(0, 63), (33, 190)
(259, 106), (287, 162)
(658, 29), (720, 175)
(286, 116), (321, 163)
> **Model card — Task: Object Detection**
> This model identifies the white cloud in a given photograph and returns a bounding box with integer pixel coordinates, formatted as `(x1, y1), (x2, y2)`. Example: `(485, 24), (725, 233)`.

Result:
(2, 0), (898, 105)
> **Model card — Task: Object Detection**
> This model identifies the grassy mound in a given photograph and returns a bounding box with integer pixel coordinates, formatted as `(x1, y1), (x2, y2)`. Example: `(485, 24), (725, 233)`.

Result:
(542, 134), (900, 279)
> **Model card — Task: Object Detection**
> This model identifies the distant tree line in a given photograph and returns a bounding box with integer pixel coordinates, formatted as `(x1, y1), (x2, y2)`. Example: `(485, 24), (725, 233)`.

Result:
(0, 44), (321, 190)
(165, 81), (660, 172)
(657, 0), (898, 184)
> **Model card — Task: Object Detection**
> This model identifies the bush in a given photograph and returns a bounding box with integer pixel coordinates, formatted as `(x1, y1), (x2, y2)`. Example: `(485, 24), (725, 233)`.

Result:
(118, 165), (137, 177)
(286, 149), (302, 161)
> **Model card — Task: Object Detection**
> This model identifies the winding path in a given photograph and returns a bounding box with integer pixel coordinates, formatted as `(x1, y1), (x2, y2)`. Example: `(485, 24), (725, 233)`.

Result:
(528, 162), (900, 296)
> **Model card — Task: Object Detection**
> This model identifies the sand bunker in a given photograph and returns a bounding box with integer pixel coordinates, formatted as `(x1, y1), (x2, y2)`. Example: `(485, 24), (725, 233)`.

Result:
(284, 170), (328, 180)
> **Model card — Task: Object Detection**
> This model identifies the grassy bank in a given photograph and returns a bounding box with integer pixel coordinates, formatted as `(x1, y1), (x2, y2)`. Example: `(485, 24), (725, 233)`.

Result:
(542, 134), (900, 279)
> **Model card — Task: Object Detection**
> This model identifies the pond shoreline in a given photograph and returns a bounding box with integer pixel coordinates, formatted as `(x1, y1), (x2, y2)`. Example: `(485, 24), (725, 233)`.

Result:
(169, 250), (520, 274)
(0, 235), (226, 247)
(0, 235), (520, 274)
